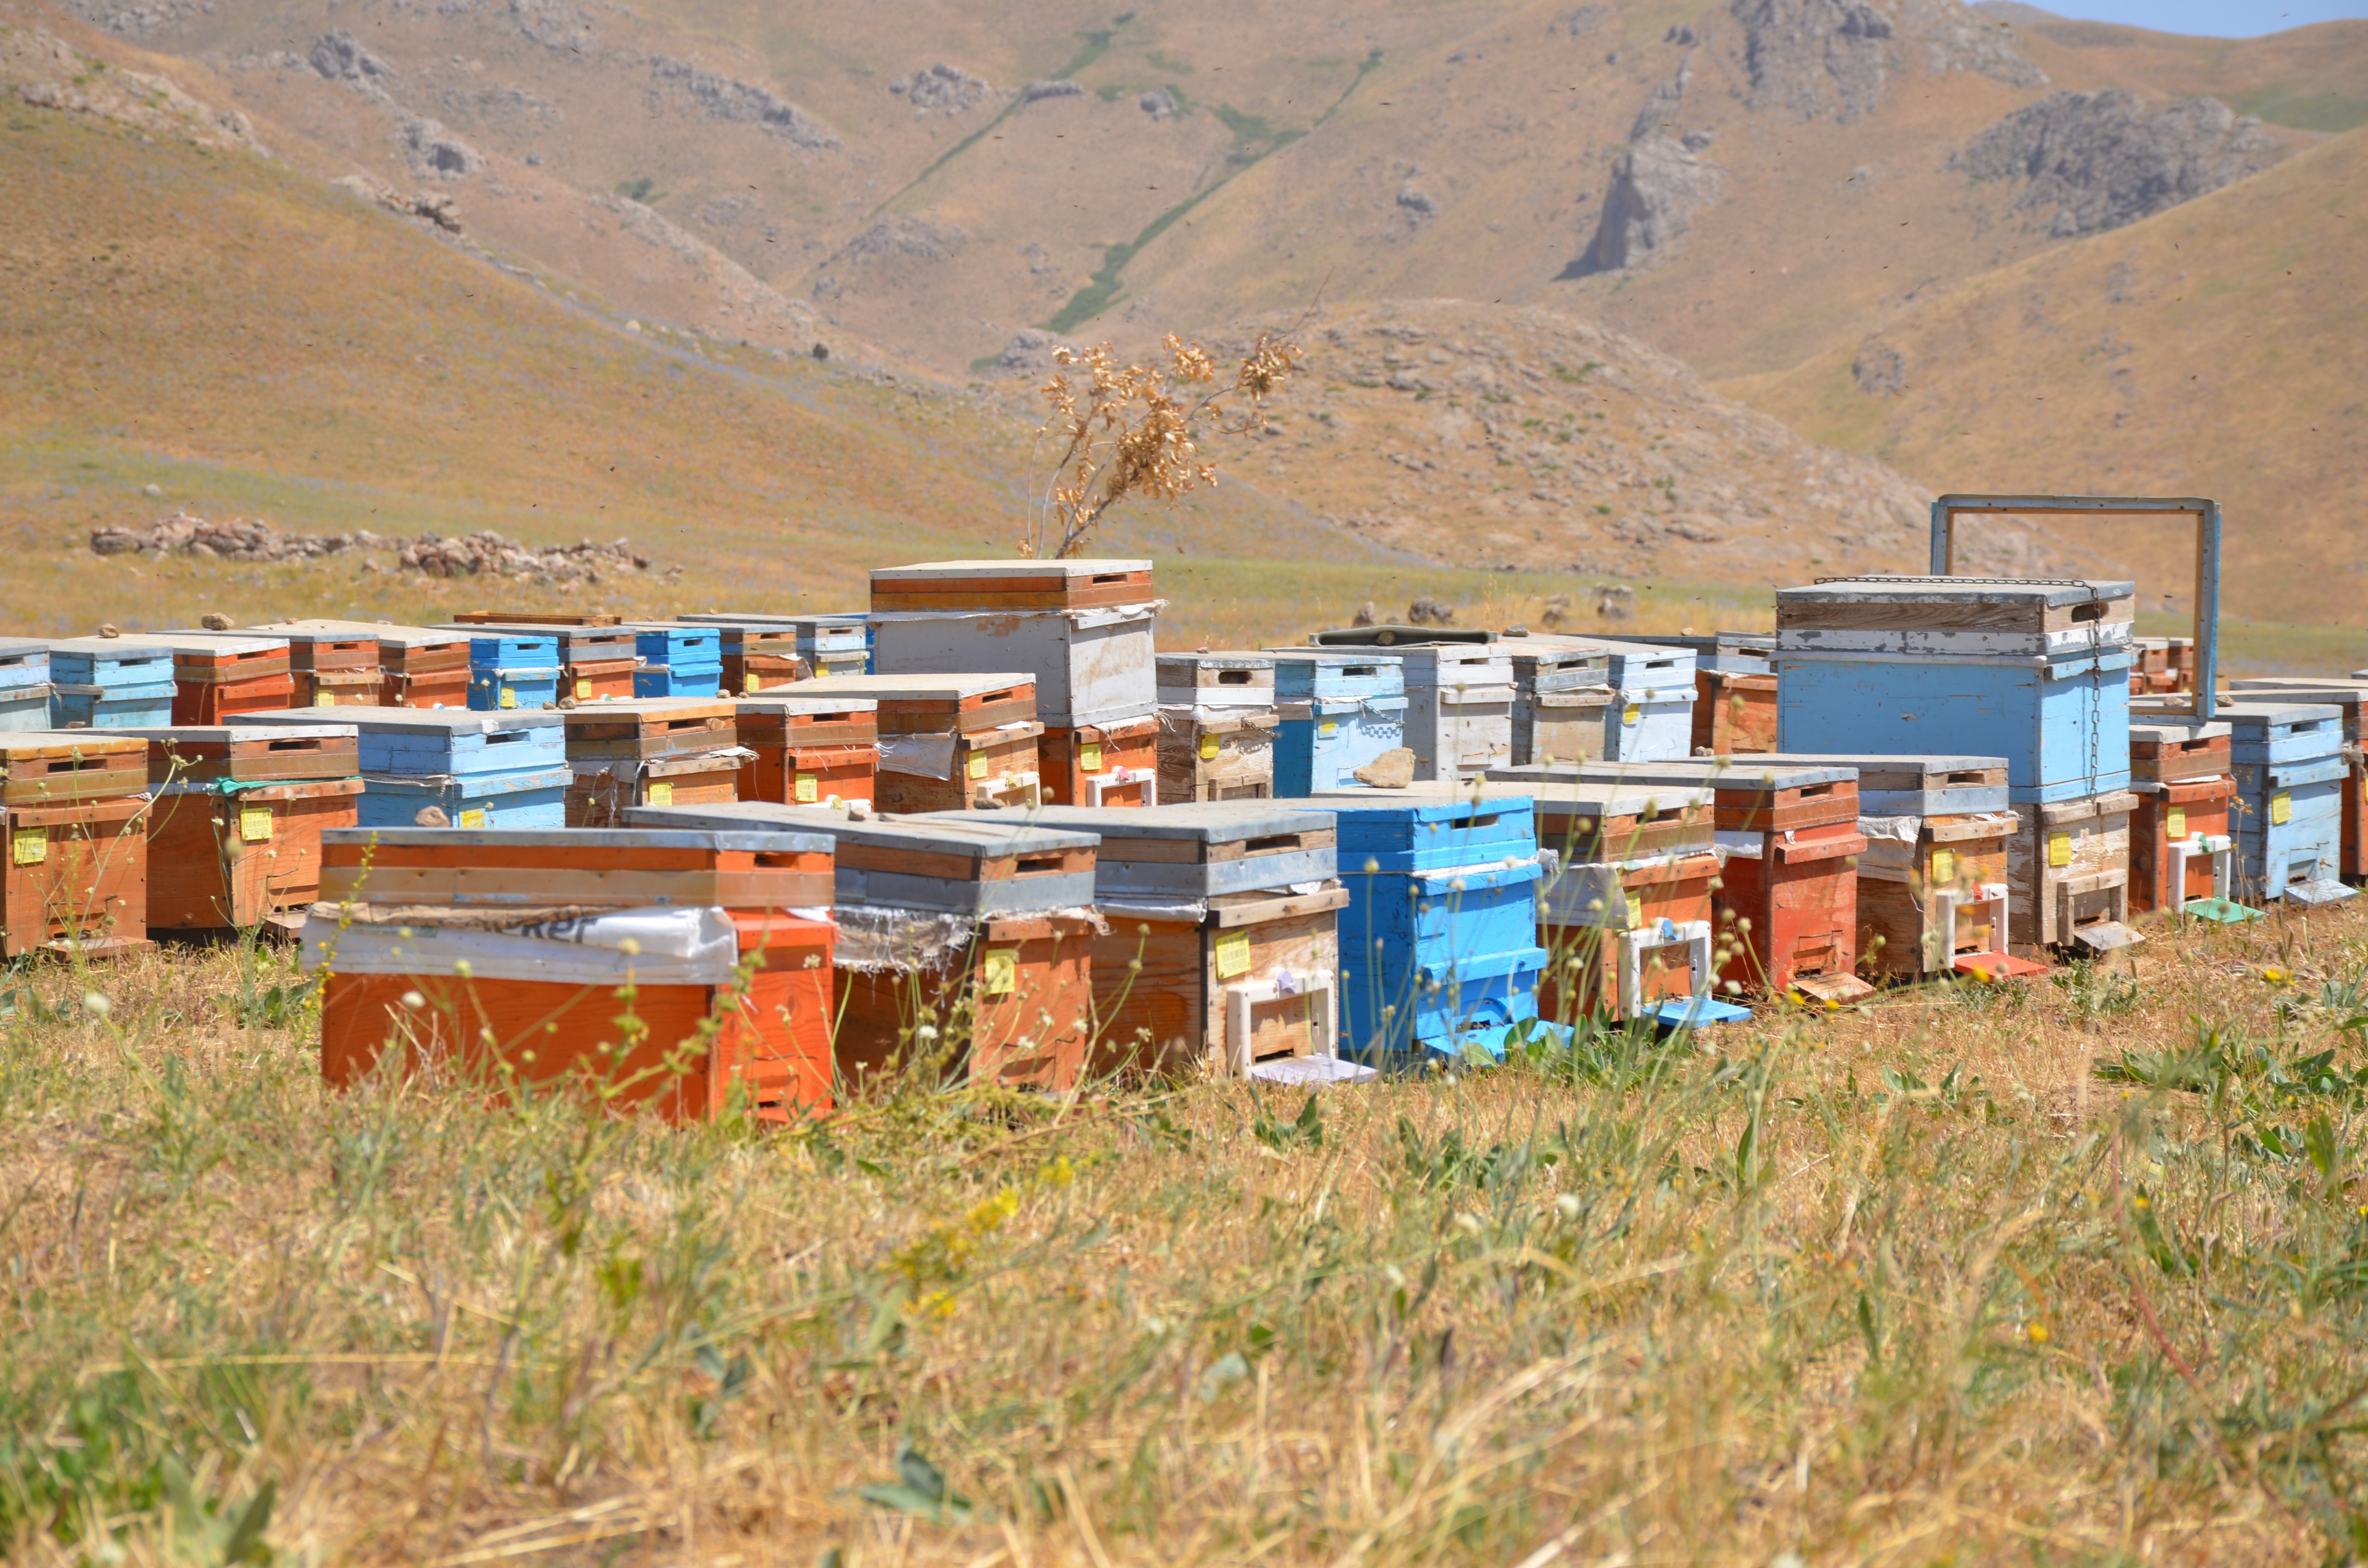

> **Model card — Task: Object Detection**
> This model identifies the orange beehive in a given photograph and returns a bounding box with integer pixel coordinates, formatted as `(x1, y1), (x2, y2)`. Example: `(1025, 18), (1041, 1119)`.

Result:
(2128, 775), (2238, 912)
(556, 698), (743, 827)
(1513, 779), (1723, 1022)
(1705, 764), (1867, 997)
(796, 674), (1042, 812)
(308, 826), (837, 1121)
(1039, 715), (1158, 807)
(159, 634), (295, 723)
(731, 695), (880, 808)
(131, 724), (364, 931)
(2, 730), (152, 956)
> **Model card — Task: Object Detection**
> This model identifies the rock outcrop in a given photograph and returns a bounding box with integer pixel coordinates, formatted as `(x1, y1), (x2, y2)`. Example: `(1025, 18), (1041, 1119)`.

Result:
(1566, 134), (1724, 275)
(892, 63), (991, 115)
(2, 26), (256, 149)
(646, 55), (838, 149)
(1957, 89), (2287, 236)
(1732, 0), (1895, 124)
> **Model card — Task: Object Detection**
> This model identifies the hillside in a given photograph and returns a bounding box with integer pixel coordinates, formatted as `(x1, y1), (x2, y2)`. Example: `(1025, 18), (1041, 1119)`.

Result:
(2, 18), (2007, 648)
(1734, 125), (2368, 628)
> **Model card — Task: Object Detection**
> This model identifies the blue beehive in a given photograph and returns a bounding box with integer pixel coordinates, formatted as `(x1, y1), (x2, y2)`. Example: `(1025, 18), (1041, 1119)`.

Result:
(0, 640), (52, 733)
(629, 625), (724, 698)
(2169, 698), (2355, 904)
(456, 630), (559, 712)
(1298, 790), (1545, 1065)
(226, 708), (570, 829)
(1267, 650), (1407, 795)
(47, 637), (177, 728)
(1775, 576), (2134, 805)
(1596, 641), (1698, 763)
(683, 612), (869, 675)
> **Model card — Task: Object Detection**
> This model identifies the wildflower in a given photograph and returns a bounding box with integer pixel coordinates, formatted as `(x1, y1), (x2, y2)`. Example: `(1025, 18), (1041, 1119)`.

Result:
(2027, 1323), (2051, 1345)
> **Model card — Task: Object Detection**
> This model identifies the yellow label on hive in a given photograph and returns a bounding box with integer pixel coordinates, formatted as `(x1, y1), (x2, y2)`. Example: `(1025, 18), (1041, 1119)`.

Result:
(2048, 832), (2072, 868)
(2270, 792), (2291, 825)
(315, 693), (336, 708)
(794, 773), (819, 803)
(1320, 720), (1339, 736)
(11, 828), (46, 866)
(647, 782), (675, 806)
(967, 752), (988, 780)
(1930, 848), (1955, 885)
(239, 806), (272, 844)
(459, 807), (489, 828)
(2167, 807), (2186, 840)
(982, 948), (1018, 996)
(745, 673), (761, 693)
(1214, 929), (1251, 980)
(575, 678), (592, 699)
(1199, 734), (1220, 762)
(1078, 743), (1103, 773)
(1623, 704), (1642, 726)
(498, 687), (517, 710)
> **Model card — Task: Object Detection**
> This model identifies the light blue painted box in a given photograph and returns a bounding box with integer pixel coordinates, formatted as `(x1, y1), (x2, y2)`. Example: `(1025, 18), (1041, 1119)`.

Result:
(1298, 792), (1546, 1064)
(469, 666), (560, 712)
(225, 708), (567, 776)
(2232, 754), (2347, 894)
(46, 637), (177, 728)
(456, 630), (558, 668)
(1595, 641), (1699, 763)
(1777, 648), (2133, 804)
(0, 639), (48, 696)
(1269, 650), (1409, 796)
(353, 765), (574, 830)
(0, 690), (53, 732)
(634, 662), (725, 698)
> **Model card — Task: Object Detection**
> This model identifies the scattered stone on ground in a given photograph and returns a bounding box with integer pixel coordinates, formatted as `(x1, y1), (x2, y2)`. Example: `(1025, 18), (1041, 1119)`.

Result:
(333, 173), (463, 232)
(1406, 598), (1456, 625)
(91, 512), (382, 562)
(891, 63), (991, 115)
(400, 532), (651, 582)
(0, 25), (257, 149)
(89, 514), (654, 583)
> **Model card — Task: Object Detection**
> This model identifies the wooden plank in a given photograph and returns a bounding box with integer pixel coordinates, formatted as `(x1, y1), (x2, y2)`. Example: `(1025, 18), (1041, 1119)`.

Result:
(319, 864), (831, 906)
(3, 796), (147, 956)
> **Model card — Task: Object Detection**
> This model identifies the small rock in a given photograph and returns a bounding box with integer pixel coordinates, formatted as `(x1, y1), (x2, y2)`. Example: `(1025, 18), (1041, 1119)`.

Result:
(1407, 597), (1455, 625)
(142, 483), (163, 498)
(413, 806), (450, 827)
(1354, 748), (1417, 789)
(1351, 601), (1378, 628)
(98, 624), (120, 638)
(810, 341), (829, 360)
(199, 613), (233, 630)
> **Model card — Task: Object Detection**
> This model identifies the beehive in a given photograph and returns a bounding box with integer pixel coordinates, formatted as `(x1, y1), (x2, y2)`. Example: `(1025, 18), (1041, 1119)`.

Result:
(0, 640), (53, 734)
(626, 624), (728, 699)
(2138, 698), (2352, 905)
(2004, 790), (2142, 950)
(629, 802), (1101, 1093)
(558, 698), (744, 826)
(1, 731), (152, 956)
(686, 623), (814, 693)
(681, 615), (868, 678)
(260, 621), (473, 710)
(796, 674), (1043, 812)
(1595, 642), (1702, 763)
(730, 694), (881, 808)
(970, 803), (1346, 1077)
(1479, 775), (1730, 1024)
(1627, 634), (1778, 756)
(278, 628), (384, 710)
(2128, 775), (2240, 915)
(1394, 646), (1515, 780)
(1295, 787), (1548, 1062)
(307, 825), (838, 1121)
(227, 708), (571, 829)
(1039, 714), (1158, 808)
(129, 724), (363, 930)
(152, 632), (295, 724)
(451, 624), (639, 705)
(1504, 641), (1612, 767)
(1267, 650), (1408, 796)
(870, 559), (1157, 612)
(1854, 809), (2025, 978)
(46, 637), (177, 729)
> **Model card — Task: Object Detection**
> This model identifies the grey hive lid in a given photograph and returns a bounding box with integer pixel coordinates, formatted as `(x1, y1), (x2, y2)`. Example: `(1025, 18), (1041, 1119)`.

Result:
(872, 558), (1152, 579)
(1754, 752), (2009, 775)
(795, 673), (1034, 701)
(2129, 720), (2232, 743)
(1501, 759), (1856, 789)
(257, 619), (469, 649)
(625, 800), (1098, 856)
(730, 693), (880, 714)
(2138, 697), (2342, 727)
(149, 630), (292, 655)
(1157, 651), (1275, 671)
(323, 825), (834, 855)
(115, 724), (362, 743)
(1777, 576), (2134, 607)
(44, 635), (175, 656)
(959, 802), (1333, 843)
(1260, 647), (1406, 664)
(223, 706), (562, 733)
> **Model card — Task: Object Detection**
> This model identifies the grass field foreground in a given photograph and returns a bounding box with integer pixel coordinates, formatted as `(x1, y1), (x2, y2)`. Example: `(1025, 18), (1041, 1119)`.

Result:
(4, 908), (2368, 1563)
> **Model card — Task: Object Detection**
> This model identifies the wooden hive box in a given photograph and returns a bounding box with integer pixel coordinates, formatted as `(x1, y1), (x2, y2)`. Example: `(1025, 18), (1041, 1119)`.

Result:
(969, 803), (1345, 1076)
(797, 674), (1043, 812)
(676, 615), (867, 678)
(1855, 810), (2025, 979)
(1696, 669), (1779, 755)
(1266, 650), (1409, 795)
(1502, 639), (1612, 768)
(1040, 714), (1158, 808)
(2004, 790), (2142, 951)
(730, 694), (880, 808)
(1, 730), (152, 956)
(448, 624), (638, 703)
(152, 633), (294, 723)
(1778, 645), (2132, 804)
(1156, 653), (1276, 711)
(309, 825), (837, 1121)
(876, 602), (1159, 728)
(1295, 786), (1547, 1061)
(129, 723), (363, 931)
(676, 623), (807, 694)
(260, 621), (473, 709)
(450, 611), (623, 626)
(0, 641), (51, 733)
(870, 558), (1157, 613)
(1775, 576), (2136, 658)
(1157, 709), (1275, 803)
(2129, 721), (2231, 783)
(628, 802), (1102, 1093)
(1626, 633), (1776, 676)
(2227, 680), (2368, 751)
(226, 708), (571, 829)
(1593, 642), (1701, 764)
(627, 623), (728, 699)
(558, 698), (743, 826)
(2128, 776), (2238, 914)
(2135, 701), (2352, 904)
(46, 637), (178, 729)
(1698, 761), (1865, 997)
(1395, 646), (1515, 780)
(1480, 776), (1729, 1024)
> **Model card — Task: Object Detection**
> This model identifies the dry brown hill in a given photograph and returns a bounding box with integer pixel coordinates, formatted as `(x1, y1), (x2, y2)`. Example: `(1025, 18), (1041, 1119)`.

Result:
(1733, 125), (2368, 627)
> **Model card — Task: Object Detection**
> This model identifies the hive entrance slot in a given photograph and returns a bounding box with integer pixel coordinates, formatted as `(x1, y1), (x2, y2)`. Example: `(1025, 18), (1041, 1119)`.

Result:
(1014, 854), (1063, 875)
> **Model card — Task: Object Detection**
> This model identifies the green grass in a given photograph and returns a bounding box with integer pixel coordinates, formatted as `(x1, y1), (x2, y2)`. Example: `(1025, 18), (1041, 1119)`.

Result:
(6, 904), (2368, 1561)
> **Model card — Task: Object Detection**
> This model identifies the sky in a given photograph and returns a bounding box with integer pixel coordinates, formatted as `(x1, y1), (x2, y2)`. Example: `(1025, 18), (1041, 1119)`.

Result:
(2032, 0), (2368, 35)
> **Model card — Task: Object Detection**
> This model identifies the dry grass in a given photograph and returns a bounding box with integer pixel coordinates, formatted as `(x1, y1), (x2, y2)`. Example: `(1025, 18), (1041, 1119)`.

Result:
(6, 902), (2368, 1564)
